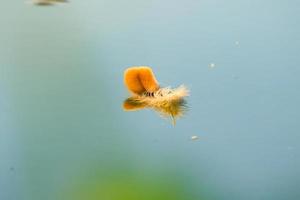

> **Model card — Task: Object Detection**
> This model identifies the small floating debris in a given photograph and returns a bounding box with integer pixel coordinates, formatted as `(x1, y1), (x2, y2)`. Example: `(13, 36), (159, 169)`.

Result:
(235, 41), (240, 46)
(123, 66), (189, 125)
(191, 135), (199, 141)
(30, 0), (68, 6)
(209, 63), (216, 69)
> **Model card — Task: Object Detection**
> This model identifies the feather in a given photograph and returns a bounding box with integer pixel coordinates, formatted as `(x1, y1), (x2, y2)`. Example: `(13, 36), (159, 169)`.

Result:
(123, 66), (189, 125)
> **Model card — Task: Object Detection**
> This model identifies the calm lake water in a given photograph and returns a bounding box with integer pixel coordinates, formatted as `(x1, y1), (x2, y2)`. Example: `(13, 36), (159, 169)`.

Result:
(1, 1), (299, 200)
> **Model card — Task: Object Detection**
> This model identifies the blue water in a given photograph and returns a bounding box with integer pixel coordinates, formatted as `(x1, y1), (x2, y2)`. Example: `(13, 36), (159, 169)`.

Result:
(1, 0), (299, 200)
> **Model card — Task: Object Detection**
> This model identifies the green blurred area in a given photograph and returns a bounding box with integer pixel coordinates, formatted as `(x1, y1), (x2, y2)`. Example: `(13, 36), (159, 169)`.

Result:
(63, 168), (204, 200)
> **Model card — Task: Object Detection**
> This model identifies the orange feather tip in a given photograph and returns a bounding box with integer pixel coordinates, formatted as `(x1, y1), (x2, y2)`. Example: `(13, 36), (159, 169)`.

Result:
(138, 67), (159, 92)
(124, 66), (159, 95)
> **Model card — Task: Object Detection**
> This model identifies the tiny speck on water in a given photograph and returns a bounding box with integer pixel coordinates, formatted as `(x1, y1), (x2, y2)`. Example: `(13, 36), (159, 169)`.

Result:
(235, 41), (240, 45)
(209, 63), (215, 68)
(30, 0), (68, 6)
(191, 136), (199, 141)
